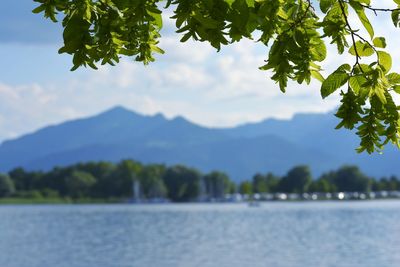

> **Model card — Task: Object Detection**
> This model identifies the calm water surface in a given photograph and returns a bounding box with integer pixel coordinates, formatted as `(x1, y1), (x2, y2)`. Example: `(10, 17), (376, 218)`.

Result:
(1, 201), (400, 267)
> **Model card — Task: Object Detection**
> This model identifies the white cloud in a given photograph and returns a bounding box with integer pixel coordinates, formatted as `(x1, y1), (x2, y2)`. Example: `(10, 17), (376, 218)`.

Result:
(0, 83), (65, 140)
(159, 36), (214, 64)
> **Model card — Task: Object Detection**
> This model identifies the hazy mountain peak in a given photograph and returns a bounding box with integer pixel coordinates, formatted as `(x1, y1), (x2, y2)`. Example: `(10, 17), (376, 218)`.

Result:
(106, 105), (131, 113)
(0, 107), (399, 180)
(153, 113), (165, 120)
(171, 115), (190, 123)
(99, 105), (137, 117)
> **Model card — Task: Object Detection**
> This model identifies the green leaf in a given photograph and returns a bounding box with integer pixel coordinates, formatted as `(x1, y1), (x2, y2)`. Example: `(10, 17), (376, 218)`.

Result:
(349, 41), (374, 57)
(193, 14), (221, 29)
(320, 0), (335, 14)
(393, 85), (400, 94)
(149, 11), (163, 28)
(310, 41), (327, 62)
(353, 63), (372, 74)
(84, 5), (91, 21)
(374, 86), (387, 104)
(277, 7), (288, 20)
(377, 51), (392, 73)
(180, 32), (192, 42)
(150, 45), (165, 54)
(373, 37), (386, 48)
(349, 76), (364, 95)
(350, 1), (374, 39)
(335, 89), (362, 130)
(392, 10), (400, 27)
(321, 64), (351, 98)
(311, 70), (325, 82)
(245, 0), (255, 8)
(32, 5), (46, 14)
(70, 64), (79, 71)
(225, 0), (235, 7)
(87, 61), (98, 70)
(387, 73), (400, 84)
(352, 0), (371, 4)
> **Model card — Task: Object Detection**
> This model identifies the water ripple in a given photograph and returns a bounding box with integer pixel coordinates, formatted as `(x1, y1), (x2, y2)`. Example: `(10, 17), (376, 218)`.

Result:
(0, 201), (400, 267)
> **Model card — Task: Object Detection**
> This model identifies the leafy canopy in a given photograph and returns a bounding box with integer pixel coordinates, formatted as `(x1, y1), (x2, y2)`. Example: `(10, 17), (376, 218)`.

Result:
(33, 0), (400, 153)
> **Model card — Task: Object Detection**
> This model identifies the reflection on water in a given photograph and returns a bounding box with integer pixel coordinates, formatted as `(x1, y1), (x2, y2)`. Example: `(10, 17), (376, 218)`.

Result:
(1, 201), (400, 267)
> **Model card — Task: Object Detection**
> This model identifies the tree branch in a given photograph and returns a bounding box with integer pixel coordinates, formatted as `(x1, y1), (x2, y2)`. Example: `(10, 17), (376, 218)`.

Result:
(358, 4), (400, 16)
(338, 0), (363, 73)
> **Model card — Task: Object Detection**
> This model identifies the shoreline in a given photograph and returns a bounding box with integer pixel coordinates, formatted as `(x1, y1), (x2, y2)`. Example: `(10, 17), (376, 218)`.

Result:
(1, 197), (400, 205)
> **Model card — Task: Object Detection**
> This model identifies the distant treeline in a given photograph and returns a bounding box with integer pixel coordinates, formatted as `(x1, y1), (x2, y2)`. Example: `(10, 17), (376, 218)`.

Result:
(0, 160), (399, 202)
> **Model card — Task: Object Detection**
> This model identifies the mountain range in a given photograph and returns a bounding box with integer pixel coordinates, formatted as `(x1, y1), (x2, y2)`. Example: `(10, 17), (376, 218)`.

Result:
(0, 106), (399, 181)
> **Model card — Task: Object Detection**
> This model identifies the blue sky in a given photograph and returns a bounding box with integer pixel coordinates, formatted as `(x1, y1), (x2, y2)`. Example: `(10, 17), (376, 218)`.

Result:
(0, 0), (399, 142)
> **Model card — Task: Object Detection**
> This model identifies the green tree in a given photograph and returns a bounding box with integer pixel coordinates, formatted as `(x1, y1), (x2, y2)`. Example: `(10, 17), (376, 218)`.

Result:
(41, 166), (75, 196)
(204, 171), (231, 199)
(140, 164), (167, 199)
(33, 0), (400, 153)
(308, 178), (333, 193)
(388, 176), (399, 191)
(9, 168), (44, 192)
(266, 173), (280, 193)
(227, 181), (237, 194)
(278, 165), (312, 193)
(163, 165), (202, 202)
(252, 173), (268, 194)
(252, 172), (280, 193)
(8, 167), (28, 191)
(107, 160), (142, 197)
(371, 178), (383, 191)
(0, 174), (15, 197)
(328, 165), (370, 192)
(239, 181), (252, 195)
(41, 188), (60, 199)
(76, 161), (116, 197)
(65, 170), (97, 198)
(373, 176), (399, 191)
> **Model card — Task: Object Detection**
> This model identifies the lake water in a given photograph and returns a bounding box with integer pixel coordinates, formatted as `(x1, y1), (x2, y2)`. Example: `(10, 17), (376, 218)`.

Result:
(0, 201), (400, 267)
